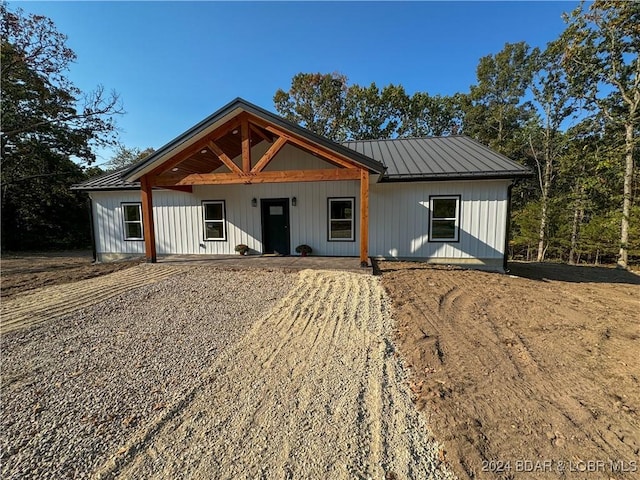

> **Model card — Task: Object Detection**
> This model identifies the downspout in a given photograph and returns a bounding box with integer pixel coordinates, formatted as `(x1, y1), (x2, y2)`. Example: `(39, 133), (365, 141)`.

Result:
(503, 182), (514, 273)
(88, 195), (97, 263)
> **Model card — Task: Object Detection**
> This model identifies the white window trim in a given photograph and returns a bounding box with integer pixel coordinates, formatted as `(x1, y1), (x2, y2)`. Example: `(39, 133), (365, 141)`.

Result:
(429, 195), (461, 242)
(328, 197), (355, 242)
(202, 200), (227, 241)
(122, 202), (143, 241)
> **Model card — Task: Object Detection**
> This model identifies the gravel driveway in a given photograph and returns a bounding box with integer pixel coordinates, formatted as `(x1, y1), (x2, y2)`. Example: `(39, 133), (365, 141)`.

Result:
(1, 266), (454, 480)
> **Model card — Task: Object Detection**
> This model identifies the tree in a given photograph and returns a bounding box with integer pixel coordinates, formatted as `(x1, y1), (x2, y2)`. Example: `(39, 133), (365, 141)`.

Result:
(104, 144), (155, 172)
(1, 5), (123, 250)
(344, 83), (406, 140)
(560, 1), (640, 268)
(527, 41), (578, 261)
(398, 92), (466, 138)
(466, 42), (537, 158)
(273, 72), (349, 141)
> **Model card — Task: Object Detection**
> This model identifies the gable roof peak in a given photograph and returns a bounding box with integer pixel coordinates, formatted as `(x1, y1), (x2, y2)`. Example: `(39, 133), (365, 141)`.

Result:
(122, 98), (385, 182)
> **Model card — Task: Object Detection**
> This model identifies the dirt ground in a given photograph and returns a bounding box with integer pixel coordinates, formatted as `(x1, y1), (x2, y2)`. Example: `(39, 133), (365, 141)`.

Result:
(379, 261), (640, 480)
(0, 251), (140, 299)
(0, 264), (187, 334)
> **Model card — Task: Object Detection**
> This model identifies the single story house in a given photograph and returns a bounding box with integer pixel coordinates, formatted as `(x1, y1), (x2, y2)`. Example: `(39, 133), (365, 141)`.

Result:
(72, 98), (531, 271)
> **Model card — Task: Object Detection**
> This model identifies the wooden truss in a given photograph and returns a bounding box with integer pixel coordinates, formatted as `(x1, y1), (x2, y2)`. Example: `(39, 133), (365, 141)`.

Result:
(138, 112), (370, 267)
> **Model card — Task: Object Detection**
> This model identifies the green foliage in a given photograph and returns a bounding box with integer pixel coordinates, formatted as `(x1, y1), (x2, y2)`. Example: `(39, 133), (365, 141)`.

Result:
(398, 92), (466, 137)
(1, 5), (123, 250)
(104, 144), (155, 172)
(465, 42), (537, 158)
(273, 72), (349, 141)
(559, 0), (640, 266)
(345, 83), (405, 140)
(274, 74), (467, 141)
(511, 201), (541, 259)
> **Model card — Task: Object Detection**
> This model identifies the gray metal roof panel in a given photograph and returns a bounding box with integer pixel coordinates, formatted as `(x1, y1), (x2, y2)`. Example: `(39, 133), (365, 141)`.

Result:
(71, 169), (139, 191)
(343, 136), (531, 180)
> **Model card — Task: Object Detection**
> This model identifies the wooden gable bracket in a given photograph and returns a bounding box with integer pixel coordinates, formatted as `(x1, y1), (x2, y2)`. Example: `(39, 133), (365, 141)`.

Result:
(251, 136), (288, 173)
(147, 138), (211, 181)
(207, 140), (244, 175)
(147, 116), (245, 181)
(247, 115), (359, 171)
(249, 124), (272, 143)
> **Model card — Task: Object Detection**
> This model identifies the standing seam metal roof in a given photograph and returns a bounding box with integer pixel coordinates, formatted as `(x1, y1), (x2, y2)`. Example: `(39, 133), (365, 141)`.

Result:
(71, 168), (139, 191)
(343, 135), (531, 180)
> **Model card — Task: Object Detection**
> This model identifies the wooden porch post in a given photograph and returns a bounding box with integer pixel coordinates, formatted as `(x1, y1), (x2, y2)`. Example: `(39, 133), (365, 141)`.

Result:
(360, 169), (369, 267)
(140, 174), (157, 263)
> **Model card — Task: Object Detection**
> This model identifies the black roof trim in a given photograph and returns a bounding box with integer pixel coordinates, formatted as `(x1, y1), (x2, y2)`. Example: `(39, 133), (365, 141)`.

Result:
(381, 171), (534, 183)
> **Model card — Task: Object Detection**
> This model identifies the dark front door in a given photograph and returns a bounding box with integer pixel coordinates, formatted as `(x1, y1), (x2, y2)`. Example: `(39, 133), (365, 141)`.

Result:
(261, 198), (290, 255)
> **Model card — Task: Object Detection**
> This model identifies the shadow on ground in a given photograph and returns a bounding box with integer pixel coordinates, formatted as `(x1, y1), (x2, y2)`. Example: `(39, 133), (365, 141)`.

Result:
(508, 261), (640, 285)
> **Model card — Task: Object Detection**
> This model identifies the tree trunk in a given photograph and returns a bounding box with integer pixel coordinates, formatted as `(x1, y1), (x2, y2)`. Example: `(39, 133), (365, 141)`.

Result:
(537, 199), (548, 262)
(617, 123), (635, 269)
(536, 152), (553, 263)
(569, 183), (584, 265)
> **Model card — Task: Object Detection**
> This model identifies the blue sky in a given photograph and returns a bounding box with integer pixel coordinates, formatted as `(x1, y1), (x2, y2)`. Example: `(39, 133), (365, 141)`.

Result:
(20, 1), (578, 166)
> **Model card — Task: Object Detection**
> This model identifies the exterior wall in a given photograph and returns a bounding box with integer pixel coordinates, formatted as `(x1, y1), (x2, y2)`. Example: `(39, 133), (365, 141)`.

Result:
(369, 179), (510, 267)
(90, 180), (360, 260)
(90, 178), (510, 269)
(91, 190), (147, 259)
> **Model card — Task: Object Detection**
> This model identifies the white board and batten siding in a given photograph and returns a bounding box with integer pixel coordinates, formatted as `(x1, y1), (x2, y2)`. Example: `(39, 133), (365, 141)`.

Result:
(91, 177), (510, 269)
(369, 180), (510, 266)
(91, 180), (360, 260)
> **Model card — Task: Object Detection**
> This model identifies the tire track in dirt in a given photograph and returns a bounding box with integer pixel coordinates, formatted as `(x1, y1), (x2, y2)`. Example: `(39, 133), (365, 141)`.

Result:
(1, 265), (186, 334)
(383, 263), (640, 480)
(93, 269), (454, 480)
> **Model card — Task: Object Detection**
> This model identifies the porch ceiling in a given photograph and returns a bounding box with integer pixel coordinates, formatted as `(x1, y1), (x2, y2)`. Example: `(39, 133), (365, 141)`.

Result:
(155, 124), (274, 181)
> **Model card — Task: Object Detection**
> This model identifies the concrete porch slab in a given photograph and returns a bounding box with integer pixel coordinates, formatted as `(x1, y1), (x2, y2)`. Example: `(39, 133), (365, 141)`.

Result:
(156, 254), (371, 274)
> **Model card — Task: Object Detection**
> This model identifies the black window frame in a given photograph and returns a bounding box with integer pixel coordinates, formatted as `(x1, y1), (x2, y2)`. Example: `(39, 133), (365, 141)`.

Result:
(121, 202), (144, 241)
(202, 200), (227, 241)
(327, 197), (356, 242)
(428, 195), (461, 243)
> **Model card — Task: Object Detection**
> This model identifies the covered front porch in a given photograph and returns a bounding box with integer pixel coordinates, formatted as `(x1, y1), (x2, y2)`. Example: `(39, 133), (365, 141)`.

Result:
(122, 99), (385, 267)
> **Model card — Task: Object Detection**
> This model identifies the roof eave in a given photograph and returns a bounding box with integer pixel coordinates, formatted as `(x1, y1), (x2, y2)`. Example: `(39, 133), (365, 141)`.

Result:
(381, 171), (533, 182)
(70, 185), (140, 192)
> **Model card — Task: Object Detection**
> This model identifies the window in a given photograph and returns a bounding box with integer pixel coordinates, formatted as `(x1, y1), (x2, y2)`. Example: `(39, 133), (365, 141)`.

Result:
(429, 196), (460, 242)
(328, 197), (355, 241)
(202, 200), (226, 240)
(122, 203), (143, 240)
